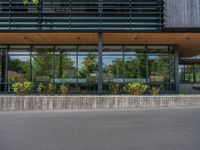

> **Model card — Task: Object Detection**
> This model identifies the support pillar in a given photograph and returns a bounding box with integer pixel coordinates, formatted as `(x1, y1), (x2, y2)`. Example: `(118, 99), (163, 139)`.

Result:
(175, 47), (179, 93)
(98, 32), (103, 94)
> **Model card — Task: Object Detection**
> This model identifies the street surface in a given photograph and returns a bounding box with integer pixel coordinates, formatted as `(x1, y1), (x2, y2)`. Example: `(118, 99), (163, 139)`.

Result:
(0, 108), (200, 150)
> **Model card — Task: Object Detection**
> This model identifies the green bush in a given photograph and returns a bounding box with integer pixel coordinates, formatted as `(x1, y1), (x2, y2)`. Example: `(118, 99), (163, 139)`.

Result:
(150, 86), (163, 96)
(46, 84), (55, 95)
(37, 83), (46, 94)
(12, 82), (25, 95)
(23, 82), (34, 93)
(59, 84), (69, 95)
(109, 83), (120, 95)
(12, 82), (34, 95)
(125, 82), (149, 95)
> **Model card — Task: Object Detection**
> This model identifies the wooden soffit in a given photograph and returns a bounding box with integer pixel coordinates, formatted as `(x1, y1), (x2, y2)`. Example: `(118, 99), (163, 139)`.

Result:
(0, 32), (200, 57)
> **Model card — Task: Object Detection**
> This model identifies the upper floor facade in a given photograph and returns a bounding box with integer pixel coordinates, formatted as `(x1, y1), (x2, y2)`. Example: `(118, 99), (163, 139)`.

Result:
(0, 0), (199, 32)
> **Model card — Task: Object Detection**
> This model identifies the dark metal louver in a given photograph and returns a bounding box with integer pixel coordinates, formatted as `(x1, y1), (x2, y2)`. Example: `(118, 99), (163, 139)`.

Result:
(0, 0), (164, 31)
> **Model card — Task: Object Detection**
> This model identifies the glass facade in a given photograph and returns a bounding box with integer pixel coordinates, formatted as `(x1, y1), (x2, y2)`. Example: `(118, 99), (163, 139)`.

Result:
(0, 45), (176, 94)
(179, 56), (200, 83)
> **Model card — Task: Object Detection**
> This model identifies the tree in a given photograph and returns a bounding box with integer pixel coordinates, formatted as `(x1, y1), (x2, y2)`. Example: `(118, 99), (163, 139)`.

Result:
(32, 52), (75, 82)
(149, 56), (170, 82)
(109, 58), (124, 78)
(8, 57), (30, 82)
(79, 53), (98, 78)
(55, 52), (76, 78)
(124, 55), (146, 79)
(23, 0), (39, 5)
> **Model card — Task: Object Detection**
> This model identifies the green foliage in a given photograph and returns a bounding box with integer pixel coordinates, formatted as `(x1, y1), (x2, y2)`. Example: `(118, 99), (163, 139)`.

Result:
(109, 83), (120, 95)
(79, 53), (97, 78)
(12, 82), (34, 95)
(55, 52), (76, 78)
(124, 55), (146, 78)
(32, 54), (54, 81)
(12, 83), (24, 95)
(37, 83), (55, 95)
(46, 84), (55, 95)
(23, 0), (39, 5)
(37, 83), (46, 94)
(149, 56), (170, 82)
(8, 57), (30, 82)
(59, 84), (69, 95)
(125, 82), (149, 95)
(23, 82), (34, 93)
(109, 59), (124, 78)
(150, 86), (163, 96)
(32, 52), (75, 81)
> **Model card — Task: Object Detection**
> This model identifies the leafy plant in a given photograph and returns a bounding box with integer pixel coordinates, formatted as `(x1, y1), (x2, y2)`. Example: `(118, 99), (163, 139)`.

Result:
(46, 84), (55, 95)
(109, 83), (120, 95)
(125, 82), (149, 95)
(12, 83), (25, 96)
(23, 0), (39, 5)
(150, 86), (163, 96)
(12, 82), (34, 95)
(37, 83), (46, 94)
(59, 84), (69, 95)
(23, 82), (34, 94)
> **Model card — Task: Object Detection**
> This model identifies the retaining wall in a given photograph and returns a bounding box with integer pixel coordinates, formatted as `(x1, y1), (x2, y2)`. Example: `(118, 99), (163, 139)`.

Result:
(1, 96), (200, 111)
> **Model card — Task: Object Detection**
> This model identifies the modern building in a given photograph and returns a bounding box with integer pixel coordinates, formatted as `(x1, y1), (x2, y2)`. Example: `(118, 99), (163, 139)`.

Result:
(0, 0), (200, 94)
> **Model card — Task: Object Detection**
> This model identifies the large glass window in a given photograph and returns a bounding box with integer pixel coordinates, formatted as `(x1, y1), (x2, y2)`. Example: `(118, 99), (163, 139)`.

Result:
(124, 46), (146, 83)
(179, 64), (194, 83)
(77, 46), (98, 93)
(54, 46), (77, 92)
(195, 64), (200, 83)
(179, 54), (200, 83)
(0, 44), (176, 94)
(103, 46), (123, 83)
(147, 46), (175, 92)
(32, 46), (54, 83)
(8, 46), (31, 83)
(148, 46), (170, 82)
(78, 46), (98, 93)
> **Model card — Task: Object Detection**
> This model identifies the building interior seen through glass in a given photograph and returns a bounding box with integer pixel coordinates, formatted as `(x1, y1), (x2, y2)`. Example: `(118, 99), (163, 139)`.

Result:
(179, 56), (200, 83)
(0, 45), (176, 94)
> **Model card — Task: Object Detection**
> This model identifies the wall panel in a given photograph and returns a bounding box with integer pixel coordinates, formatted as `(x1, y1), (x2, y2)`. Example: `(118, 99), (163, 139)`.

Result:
(165, 0), (200, 28)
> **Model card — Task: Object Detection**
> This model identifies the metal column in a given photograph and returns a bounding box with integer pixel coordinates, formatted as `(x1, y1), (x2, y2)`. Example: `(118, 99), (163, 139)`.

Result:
(98, 32), (103, 94)
(175, 47), (179, 93)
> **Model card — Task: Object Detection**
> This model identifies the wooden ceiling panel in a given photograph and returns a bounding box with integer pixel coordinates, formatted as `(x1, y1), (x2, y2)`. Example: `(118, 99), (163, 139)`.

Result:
(104, 33), (200, 57)
(0, 33), (98, 45)
(0, 32), (200, 57)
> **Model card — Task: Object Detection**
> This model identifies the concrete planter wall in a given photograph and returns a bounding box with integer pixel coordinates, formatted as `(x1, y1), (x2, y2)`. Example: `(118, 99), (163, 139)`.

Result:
(1, 96), (200, 111)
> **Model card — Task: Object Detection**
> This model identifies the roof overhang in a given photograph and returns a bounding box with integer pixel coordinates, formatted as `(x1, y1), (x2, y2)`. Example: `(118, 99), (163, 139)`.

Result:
(0, 32), (200, 57)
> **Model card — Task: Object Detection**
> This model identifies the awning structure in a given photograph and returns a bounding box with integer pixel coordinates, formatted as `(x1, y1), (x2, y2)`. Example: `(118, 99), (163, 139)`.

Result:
(0, 32), (200, 57)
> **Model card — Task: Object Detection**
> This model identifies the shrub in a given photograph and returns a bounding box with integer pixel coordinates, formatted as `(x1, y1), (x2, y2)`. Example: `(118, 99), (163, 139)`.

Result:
(23, 82), (34, 94)
(12, 82), (25, 95)
(109, 83), (120, 95)
(59, 84), (69, 95)
(150, 86), (163, 96)
(46, 84), (55, 95)
(12, 82), (34, 95)
(125, 82), (149, 95)
(37, 83), (46, 94)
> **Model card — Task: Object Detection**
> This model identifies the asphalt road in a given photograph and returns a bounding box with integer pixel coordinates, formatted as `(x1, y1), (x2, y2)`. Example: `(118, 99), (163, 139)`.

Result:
(0, 108), (200, 150)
